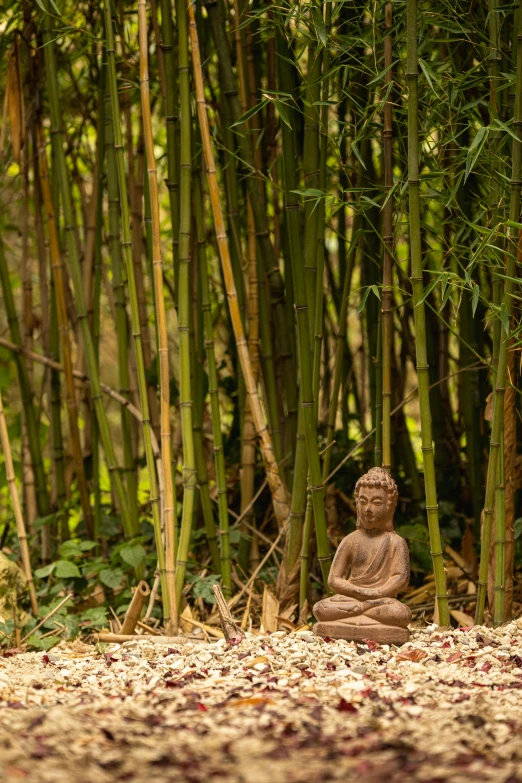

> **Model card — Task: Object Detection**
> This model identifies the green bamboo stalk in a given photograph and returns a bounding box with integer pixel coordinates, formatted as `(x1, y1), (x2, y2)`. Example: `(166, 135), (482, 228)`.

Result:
(204, 0), (297, 456)
(40, 0), (133, 536)
(103, 0), (168, 609)
(381, 0), (394, 472)
(476, 0), (522, 626)
(104, 85), (138, 532)
(494, 428), (506, 624)
(312, 0), (333, 410)
(174, 0), (198, 609)
(193, 168), (231, 594)
(275, 25), (309, 577)
(0, 238), (50, 520)
(406, 0), (449, 627)
(187, 0), (291, 535)
(278, 32), (331, 589)
(303, 1), (323, 347)
(160, 0), (180, 275)
(49, 285), (68, 540)
(192, 171), (221, 576)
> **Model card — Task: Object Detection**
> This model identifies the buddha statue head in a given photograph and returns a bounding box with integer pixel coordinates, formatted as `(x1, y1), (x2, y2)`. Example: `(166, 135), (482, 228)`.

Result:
(354, 467), (398, 532)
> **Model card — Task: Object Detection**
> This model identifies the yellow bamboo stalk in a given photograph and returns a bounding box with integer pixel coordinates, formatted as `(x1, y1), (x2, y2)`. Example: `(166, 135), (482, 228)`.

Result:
(186, 0), (290, 527)
(37, 128), (94, 538)
(0, 388), (38, 615)
(137, 0), (177, 633)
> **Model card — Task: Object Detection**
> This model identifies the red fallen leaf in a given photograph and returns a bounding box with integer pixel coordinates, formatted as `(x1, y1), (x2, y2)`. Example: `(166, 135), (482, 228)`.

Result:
(3, 649), (23, 658)
(322, 636), (333, 643)
(337, 698), (358, 713)
(164, 648), (180, 657)
(104, 652), (118, 666)
(362, 638), (381, 651)
(226, 634), (243, 647)
(446, 651), (463, 663)
(237, 653), (249, 660)
(41, 654), (51, 664)
(197, 703), (208, 712)
(481, 661), (492, 673)
(7, 701), (26, 709)
(397, 648), (428, 662)
(441, 641), (452, 648)
(326, 662), (336, 671)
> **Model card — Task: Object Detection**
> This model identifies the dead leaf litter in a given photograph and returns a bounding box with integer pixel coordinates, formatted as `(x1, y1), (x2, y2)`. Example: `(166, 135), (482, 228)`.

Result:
(1, 623), (522, 782)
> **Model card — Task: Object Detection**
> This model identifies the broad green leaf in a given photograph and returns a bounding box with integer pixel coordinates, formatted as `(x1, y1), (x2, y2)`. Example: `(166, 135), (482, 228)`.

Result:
(120, 544), (146, 568)
(59, 540), (83, 560)
(54, 560), (81, 579)
(99, 567), (124, 589)
(35, 563), (56, 578)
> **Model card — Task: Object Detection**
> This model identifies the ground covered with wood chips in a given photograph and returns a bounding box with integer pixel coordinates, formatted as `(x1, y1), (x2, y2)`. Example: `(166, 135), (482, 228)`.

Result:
(1, 622), (522, 782)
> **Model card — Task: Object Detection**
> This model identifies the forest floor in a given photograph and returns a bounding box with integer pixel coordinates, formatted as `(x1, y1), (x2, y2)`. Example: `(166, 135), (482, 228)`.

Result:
(0, 623), (521, 783)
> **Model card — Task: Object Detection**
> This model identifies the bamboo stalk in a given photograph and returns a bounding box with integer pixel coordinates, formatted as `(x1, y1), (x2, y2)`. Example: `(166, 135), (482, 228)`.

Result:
(37, 128), (94, 539)
(476, 0), (522, 625)
(406, 0), (449, 626)
(104, 88), (138, 533)
(187, 0), (291, 533)
(193, 170), (231, 594)
(103, 0), (168, 616)
(0, 388), (38, 615)
(119, 580), (151, 635)
(40, 0), (133, 537)
(137, 0), (177, 631)
(172, 0), (197, 614)
(381, 0), (394, 472)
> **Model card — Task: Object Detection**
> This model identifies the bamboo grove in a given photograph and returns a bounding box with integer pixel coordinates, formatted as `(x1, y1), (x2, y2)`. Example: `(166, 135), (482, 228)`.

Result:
(0, 0), (520, 641)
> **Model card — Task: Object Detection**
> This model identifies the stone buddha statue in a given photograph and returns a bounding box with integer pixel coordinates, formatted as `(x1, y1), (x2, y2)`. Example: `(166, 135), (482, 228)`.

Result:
(313, 467), (411, 645)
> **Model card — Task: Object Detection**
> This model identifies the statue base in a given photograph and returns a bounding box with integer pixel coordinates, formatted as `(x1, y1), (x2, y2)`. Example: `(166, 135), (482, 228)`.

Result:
(314, 620), (409, 646)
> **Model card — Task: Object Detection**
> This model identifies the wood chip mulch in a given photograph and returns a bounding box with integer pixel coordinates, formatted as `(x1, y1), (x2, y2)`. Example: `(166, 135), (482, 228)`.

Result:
(1, 622), (522, 782)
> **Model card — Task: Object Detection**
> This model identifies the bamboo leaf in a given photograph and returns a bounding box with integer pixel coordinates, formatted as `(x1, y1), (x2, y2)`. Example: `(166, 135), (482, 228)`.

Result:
(273, 99), (292, 129)
(313, 7), (327, 47)
(417, 271), (444, 305)
(419, 59), (437, 94)
(465, 126), (488, 182)
(356, 287), (371, 315)
(231, 98), (269, 127)
(472, 283), (480, 316)
(501, 301), (510, 335)
(350, 141), (367, 171)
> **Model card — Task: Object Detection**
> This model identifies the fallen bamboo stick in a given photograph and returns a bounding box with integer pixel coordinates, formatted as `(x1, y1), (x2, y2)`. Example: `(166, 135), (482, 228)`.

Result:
(119, 580), (150, 635)
(94, 633), (191, 644)
(21, 592), (73, 643)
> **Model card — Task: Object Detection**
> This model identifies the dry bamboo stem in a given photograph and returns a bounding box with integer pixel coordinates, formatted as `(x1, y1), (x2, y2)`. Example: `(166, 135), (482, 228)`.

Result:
(119, 580), (151, 635)
(186, 0), (290, 529)
(21, 592), (74, 643)
(94, 633), (189, 644)
(0, 388), (38, 615)
(137, 0), (176, 634)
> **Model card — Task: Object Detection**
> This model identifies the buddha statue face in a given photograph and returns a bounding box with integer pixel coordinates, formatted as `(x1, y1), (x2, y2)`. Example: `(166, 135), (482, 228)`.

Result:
(355, 468), (397, 532)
